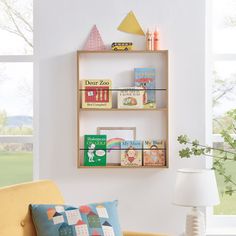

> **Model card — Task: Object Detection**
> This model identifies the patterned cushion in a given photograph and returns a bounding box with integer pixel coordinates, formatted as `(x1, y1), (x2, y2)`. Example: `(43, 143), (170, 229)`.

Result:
(30, 201), (122, 236)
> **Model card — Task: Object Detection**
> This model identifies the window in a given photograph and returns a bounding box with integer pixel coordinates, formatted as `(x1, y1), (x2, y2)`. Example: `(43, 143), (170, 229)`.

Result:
(211, 0), (236, 216)
(0, 0), (33, 187)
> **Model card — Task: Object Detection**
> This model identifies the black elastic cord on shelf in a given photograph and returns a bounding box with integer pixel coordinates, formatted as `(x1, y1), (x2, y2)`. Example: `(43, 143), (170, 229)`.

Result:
(80, 148), (166, 151)
(78, 88), (167, 91)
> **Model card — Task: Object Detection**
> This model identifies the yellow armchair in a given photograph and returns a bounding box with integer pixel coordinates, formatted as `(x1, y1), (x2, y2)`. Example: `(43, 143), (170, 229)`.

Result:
(0, 180), (166, 236)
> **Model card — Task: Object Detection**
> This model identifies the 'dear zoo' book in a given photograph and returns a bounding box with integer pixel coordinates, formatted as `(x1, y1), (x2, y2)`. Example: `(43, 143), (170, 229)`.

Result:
(120, 140), (142, 167)
(81, 79), (112, 109)
(143, 140), (166, 166)
(134, 68), (156, 109)
(84, 135), (107, 166)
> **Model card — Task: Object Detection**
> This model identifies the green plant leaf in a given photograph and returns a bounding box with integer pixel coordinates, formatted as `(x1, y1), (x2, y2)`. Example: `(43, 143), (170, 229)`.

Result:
(179, 148), (191, 158)
(177, 135), (189, 144)
(192, 140), (199, 147)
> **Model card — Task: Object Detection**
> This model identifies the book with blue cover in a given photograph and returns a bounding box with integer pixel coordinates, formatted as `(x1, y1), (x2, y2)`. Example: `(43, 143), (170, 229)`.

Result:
(120, 140), (142, 166)
(134, 68), (156, 108)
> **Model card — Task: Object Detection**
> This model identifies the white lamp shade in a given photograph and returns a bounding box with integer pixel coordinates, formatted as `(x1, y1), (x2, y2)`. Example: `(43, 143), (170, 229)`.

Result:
(173, 169), (220, 207)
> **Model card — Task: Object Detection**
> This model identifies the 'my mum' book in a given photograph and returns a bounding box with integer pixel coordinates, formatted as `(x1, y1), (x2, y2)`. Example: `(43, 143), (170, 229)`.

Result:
(134, 68), (156, 109)
(121, 140), (142, 167)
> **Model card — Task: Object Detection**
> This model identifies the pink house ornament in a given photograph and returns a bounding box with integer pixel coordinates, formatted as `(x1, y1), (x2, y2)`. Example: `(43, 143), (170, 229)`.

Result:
(83, 25), (107, 51)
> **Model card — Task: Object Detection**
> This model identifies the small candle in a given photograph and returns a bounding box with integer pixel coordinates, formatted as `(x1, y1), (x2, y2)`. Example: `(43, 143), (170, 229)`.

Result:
(153, 28), (159, 50)
(146, 29), (153, 51)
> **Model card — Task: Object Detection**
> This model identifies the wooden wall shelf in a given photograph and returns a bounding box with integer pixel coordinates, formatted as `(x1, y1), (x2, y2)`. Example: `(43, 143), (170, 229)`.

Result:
(77, 50), (169, 169)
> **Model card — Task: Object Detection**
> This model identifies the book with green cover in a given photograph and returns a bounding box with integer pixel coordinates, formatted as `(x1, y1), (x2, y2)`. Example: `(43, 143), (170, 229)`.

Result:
(84, 135), (107, 166)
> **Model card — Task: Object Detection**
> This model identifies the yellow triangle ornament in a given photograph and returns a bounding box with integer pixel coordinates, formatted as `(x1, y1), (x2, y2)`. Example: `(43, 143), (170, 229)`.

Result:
(117, 11), (145, 36)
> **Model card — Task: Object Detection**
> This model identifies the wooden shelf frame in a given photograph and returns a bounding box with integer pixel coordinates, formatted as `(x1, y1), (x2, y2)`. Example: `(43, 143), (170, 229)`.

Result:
(77, 50), (169, 169)
(78, 50), (168, 54)
(78, 165), (168, 169)
(80, 108), (168, 112)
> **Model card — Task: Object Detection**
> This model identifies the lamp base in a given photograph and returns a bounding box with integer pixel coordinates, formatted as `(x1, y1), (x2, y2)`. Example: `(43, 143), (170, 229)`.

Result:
(185, 207), (205, 236)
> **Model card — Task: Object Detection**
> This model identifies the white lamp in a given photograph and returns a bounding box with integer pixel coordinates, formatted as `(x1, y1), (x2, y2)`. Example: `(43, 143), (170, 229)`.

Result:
(173, 169), (220, 236)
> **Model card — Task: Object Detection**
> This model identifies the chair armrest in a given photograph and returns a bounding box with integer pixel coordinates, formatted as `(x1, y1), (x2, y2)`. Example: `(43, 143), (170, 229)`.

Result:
(123, 231), (168, 236)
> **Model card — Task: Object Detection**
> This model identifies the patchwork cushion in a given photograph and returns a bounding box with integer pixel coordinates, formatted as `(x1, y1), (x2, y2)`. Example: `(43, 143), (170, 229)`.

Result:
(30, 200), (122, 236)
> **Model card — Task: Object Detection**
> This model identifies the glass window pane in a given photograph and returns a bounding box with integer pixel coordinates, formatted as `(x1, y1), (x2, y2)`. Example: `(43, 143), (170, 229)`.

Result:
(0, 63), (33, 135)
(212, 61), (236, 134)
(0, 143), (33, 187)
(0, 0), (33, 55)
(212, 0), (236, 53)
(213, 144), (236, 215)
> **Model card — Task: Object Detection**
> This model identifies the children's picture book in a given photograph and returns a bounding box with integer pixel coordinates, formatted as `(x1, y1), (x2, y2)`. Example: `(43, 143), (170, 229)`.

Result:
(97, 127), (136, 165)
(121, 140), (142, 166)
(81, 79), (112, 109)
(134, 68), (156, 109)
(117, 87), (144, 109)
(143, 140), (166, 166)
(84, 135), (107, 166)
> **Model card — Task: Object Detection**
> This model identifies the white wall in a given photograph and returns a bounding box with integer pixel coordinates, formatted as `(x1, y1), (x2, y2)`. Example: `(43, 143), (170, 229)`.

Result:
(35, 0), (206, 235)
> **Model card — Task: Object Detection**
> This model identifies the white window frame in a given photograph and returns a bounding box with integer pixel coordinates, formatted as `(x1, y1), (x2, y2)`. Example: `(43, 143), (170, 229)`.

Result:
(205, 0), (236, 234)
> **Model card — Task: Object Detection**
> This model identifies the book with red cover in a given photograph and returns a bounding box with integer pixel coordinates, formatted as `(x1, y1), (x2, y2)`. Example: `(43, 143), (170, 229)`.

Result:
(81, 79), (112, 109)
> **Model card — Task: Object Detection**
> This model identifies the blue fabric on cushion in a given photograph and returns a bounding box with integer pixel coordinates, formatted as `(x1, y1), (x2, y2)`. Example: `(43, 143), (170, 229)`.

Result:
(30, 200), (122, 236)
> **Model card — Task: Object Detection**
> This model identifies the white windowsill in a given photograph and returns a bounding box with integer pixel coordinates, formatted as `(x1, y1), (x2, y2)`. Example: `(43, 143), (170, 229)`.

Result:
(207, 228), (236, 236)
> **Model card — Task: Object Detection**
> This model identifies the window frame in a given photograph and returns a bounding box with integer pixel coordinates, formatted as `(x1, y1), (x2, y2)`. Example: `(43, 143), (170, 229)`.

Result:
(206, 0), (236, 232)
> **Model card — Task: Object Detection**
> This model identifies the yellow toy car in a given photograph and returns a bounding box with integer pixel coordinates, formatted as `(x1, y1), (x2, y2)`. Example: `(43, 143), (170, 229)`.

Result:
(111, 42), (133, 51)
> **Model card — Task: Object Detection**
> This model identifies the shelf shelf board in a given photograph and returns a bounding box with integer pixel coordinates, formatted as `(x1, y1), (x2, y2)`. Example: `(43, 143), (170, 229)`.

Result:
(77, 50), (168, 54)
(79, 108), (168, 112)
(77, 165), (168, 169)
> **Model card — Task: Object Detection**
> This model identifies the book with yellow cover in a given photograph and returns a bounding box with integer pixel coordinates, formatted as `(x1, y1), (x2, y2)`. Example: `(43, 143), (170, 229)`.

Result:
(117, 87), (144, 109)
(81, 79), (112, 109)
